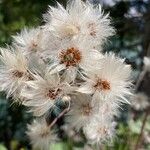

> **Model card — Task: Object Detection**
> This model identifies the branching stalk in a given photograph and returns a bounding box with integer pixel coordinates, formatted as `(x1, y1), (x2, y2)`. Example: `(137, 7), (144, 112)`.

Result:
(49, 101), (70, 128)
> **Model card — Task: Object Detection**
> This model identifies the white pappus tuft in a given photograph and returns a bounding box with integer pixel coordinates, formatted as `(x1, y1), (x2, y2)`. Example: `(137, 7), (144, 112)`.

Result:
(48, 38), (103, 82)
(83, 116), (116, 145)
(43, 0), (115, 46)
(77, 53), (132, 105)
(21, 70), (75, 116)
(131, 92), (149, 111)
(66, 93), (99, 131)
(0, 48), (30, 98)
(27, 119), (57, 150)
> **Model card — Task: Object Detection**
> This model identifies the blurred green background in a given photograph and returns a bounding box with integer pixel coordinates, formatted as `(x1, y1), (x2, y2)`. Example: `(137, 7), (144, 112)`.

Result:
(0, 0), (150, 150)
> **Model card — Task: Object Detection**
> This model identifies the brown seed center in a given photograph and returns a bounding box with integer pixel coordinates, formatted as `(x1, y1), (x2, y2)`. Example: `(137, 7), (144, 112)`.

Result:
(46, 88), (61, 100)
(59, 47), (82, 67)
(94, 79), (110, 91)
(12, 70), (24, 78)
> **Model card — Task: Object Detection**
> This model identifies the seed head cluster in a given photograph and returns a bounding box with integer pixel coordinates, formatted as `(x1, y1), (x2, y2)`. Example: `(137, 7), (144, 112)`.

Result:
(0, 0), (132, 149)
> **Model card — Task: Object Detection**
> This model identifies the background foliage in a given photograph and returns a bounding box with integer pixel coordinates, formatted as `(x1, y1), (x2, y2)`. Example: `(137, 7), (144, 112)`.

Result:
(0, 0), (150, 150)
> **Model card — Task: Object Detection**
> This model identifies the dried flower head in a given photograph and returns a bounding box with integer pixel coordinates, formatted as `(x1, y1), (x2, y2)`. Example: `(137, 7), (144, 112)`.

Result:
(0, 48), (29, 98)
(131, 92), (149, 111)
(49, 39), (103, 82)
(44, 0), (115, 46)
(84, 116), (116, 145)
(66, 93), (98, 131)
(21, 71), (74, 116)
(78, 53), (132, 104)
(27, 119), (57, 150)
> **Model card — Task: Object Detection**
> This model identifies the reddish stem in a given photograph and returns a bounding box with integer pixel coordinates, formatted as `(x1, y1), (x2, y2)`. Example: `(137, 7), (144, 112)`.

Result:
(49, 102), (70, 128)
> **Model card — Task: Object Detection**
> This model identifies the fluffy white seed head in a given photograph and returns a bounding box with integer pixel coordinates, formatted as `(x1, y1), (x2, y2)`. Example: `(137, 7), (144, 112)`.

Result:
(43, 0), (115, 46)
(0, 48), (29, 98)
(12, 27), (60, 61)
(47, 38), (103, 82)
(84, 116), (116, 145)
(66, 93), (98, 131)
(77, 53), (132, 105)
(13, 28), (43, 55)
(21, 71), (74, 116)
(131, 92), (149, 111)
(27, 119), (57, 150)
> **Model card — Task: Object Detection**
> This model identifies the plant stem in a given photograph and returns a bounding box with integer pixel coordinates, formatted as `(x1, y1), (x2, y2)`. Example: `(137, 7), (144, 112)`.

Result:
(49, 101), (70, 128)
(134, 108), (149, 150)
(135, 69), (146, 91)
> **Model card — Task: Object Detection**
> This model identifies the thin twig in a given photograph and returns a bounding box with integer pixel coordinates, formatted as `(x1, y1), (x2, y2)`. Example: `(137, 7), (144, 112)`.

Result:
(135, 69), (147, 91)
(49, 101), (70, 128)
(134, 108), (149, 150)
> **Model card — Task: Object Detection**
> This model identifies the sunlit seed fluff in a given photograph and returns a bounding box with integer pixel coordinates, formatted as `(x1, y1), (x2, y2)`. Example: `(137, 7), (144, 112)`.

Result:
(48, 38), (103, 82)
(98, 100), (120, 118)
(83, 116), (116, 145)
(66, 93), (98, 131)
(12, 28), (40, 54)
(77, 53), (132, 105)
(12, 28), (55, 59)
(43, 0), (114, 46)
(0, 48), (29, 98)
(21, 71), (74, 116)
(131, 92), (149, 111)
(27, 119), (57, 150)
